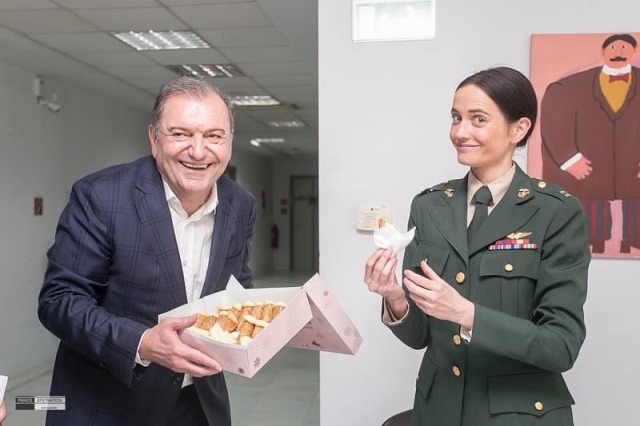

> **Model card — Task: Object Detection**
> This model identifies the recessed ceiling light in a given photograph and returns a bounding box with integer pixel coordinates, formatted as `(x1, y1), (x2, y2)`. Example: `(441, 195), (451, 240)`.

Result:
(112, 30), (210, 50)
(167, 64), (244, 78)
(250, 138), (285, 147)
(230, 95), (280, 106)
(266, 120), (306, 128)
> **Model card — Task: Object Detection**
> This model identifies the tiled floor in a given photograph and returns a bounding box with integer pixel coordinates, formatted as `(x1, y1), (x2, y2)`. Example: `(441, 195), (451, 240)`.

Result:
(3, 271), (320, 426)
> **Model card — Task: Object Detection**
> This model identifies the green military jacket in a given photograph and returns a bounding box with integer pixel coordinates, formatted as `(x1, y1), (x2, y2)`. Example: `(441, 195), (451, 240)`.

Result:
(388, 165), (590, 426)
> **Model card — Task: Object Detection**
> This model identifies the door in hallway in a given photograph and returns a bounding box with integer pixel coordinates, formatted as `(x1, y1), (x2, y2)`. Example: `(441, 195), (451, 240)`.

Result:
(290, 175), (319, 271)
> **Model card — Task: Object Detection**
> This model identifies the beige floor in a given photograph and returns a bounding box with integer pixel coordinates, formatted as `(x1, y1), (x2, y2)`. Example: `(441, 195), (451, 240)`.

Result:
(3, 271), (320, 426)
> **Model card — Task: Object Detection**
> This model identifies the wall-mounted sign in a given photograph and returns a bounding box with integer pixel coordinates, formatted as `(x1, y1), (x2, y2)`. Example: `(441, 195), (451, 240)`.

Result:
(352, 0), (436, 43)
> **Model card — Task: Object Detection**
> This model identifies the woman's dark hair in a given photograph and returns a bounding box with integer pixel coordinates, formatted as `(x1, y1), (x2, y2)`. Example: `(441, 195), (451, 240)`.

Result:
(456, 67), (537, 148)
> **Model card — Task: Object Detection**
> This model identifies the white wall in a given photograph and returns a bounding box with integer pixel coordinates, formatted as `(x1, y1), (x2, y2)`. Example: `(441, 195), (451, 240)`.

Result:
(0, 61), (150, 380)
(230, 148), (275, 277)
(318, 1), (640, 425)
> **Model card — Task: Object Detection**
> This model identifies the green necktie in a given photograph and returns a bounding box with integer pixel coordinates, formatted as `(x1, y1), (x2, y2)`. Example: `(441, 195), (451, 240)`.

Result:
(467, 186), (492, 242)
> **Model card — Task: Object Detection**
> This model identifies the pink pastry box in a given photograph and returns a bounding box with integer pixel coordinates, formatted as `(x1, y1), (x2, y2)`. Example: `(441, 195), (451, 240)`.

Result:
(159, 273), (362, 378)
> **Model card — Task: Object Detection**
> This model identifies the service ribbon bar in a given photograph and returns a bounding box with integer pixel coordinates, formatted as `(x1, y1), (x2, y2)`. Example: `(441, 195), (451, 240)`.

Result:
(489, 243), (538, 251)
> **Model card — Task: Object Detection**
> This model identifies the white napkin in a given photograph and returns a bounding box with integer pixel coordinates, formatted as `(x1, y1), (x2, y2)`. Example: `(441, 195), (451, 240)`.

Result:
(373, 223), (416, 256)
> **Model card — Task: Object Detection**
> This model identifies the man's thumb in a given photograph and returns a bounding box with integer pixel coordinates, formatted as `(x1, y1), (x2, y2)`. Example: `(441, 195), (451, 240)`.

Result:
(165, 314), (197, 330)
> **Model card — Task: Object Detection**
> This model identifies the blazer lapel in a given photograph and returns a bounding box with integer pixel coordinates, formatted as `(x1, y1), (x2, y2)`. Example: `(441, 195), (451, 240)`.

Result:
(428, 178), (469, 265)
(200, 178), (234, 297)
(468, 167), (539, 257)
(134, 158), (187, 307)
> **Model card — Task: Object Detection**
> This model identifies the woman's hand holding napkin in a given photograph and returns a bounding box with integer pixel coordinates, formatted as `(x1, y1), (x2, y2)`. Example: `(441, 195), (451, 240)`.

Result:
(373, 222), (416, 256)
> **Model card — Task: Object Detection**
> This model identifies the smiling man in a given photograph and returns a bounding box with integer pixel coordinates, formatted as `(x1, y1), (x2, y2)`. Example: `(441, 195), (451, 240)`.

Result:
(38, 77), (257, 426)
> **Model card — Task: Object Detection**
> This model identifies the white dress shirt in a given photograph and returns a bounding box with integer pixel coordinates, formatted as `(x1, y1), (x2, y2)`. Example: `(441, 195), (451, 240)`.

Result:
(136, 180), (218, 387)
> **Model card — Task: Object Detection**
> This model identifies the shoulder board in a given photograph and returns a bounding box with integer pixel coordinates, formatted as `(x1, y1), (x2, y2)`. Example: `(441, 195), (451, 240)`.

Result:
(417, 179), (461, 197)
(531, 179), (572, 201)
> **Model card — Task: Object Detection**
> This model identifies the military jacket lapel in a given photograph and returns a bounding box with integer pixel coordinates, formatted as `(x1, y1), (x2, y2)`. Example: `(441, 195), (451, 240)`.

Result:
(468, 169), (539, 256)
(428, 178), (469, 264)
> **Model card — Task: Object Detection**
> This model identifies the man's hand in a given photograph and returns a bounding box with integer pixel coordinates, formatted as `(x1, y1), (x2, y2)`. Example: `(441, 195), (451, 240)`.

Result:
(403, 260), (474, 329)
(565, 156), (592, 180)
(139, 315), (222, 377)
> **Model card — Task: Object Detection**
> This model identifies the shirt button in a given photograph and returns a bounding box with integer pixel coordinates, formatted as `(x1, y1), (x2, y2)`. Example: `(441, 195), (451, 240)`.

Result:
(452, 365), (461, 377)
(534, 401), (544, 411)
(182, 260), (188, 266)
(452, 334), (462, 346)
(455, 272), (466, 284)
(504, 263), (513, 272)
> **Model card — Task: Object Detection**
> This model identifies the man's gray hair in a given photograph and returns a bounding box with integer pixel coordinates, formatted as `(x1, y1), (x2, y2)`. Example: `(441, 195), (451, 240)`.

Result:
(151, 76), (235, 137)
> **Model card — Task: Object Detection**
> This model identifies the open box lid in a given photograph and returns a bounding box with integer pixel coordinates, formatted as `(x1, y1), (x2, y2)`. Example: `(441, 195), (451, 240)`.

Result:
(287, 274), (363, 355)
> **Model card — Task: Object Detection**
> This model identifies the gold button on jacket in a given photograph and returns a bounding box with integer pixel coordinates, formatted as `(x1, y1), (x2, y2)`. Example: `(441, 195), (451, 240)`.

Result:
(452, 366), (461, 377)
(534, 401), (544, 411)
(455, 271), (466, 284)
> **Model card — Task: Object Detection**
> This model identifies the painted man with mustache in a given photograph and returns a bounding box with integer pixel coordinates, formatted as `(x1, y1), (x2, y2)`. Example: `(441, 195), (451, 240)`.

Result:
(541, 33), (640, 254)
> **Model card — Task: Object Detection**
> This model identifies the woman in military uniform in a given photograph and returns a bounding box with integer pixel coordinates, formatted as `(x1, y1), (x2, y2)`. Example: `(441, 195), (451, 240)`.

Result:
(364, 67), (590, 426)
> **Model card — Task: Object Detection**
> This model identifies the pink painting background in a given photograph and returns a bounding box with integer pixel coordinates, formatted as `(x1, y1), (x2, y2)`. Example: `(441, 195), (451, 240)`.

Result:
(528, 32), (640, 258)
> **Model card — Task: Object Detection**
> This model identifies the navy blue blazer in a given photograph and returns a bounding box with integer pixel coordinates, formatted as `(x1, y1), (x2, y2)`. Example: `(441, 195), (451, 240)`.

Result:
(38, 156), (257, 425)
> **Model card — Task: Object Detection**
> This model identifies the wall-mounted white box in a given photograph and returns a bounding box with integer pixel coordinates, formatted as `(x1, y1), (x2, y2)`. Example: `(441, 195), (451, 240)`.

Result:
(353, 0), (436, 42)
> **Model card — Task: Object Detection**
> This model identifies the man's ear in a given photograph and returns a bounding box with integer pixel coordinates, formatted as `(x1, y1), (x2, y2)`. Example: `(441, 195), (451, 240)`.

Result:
(148, 124), (158, 157)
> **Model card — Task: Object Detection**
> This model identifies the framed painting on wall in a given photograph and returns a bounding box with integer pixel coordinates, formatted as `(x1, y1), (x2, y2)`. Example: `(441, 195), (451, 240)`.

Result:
(529, 32), (640, 258)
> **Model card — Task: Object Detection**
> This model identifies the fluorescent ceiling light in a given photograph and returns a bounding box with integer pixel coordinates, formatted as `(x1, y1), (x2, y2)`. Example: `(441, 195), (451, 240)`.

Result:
(266, 120), (306, 128)
(167, 64), (244, 78)
(250, 138), (285, 147)
(230, 95), (280, 106)
(112, 30), (210, 50)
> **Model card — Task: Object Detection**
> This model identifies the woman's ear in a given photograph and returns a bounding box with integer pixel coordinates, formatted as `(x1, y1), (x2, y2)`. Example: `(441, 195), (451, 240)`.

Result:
(511, 117), (532, 144)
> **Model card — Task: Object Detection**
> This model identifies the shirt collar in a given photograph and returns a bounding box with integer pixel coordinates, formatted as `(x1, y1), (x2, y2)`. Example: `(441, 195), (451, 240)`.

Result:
(162, 179), (218, 219)
(602, 64), (632, 76)
(467, 163), (516, 206)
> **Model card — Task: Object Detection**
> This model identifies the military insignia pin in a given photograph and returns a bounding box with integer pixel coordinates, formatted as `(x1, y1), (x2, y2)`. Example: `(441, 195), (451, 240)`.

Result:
(517, 188), (530, 198)
(507, 231), (532, 239)
(444, 188), (455, 198)
(559, 190), (572, 198)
